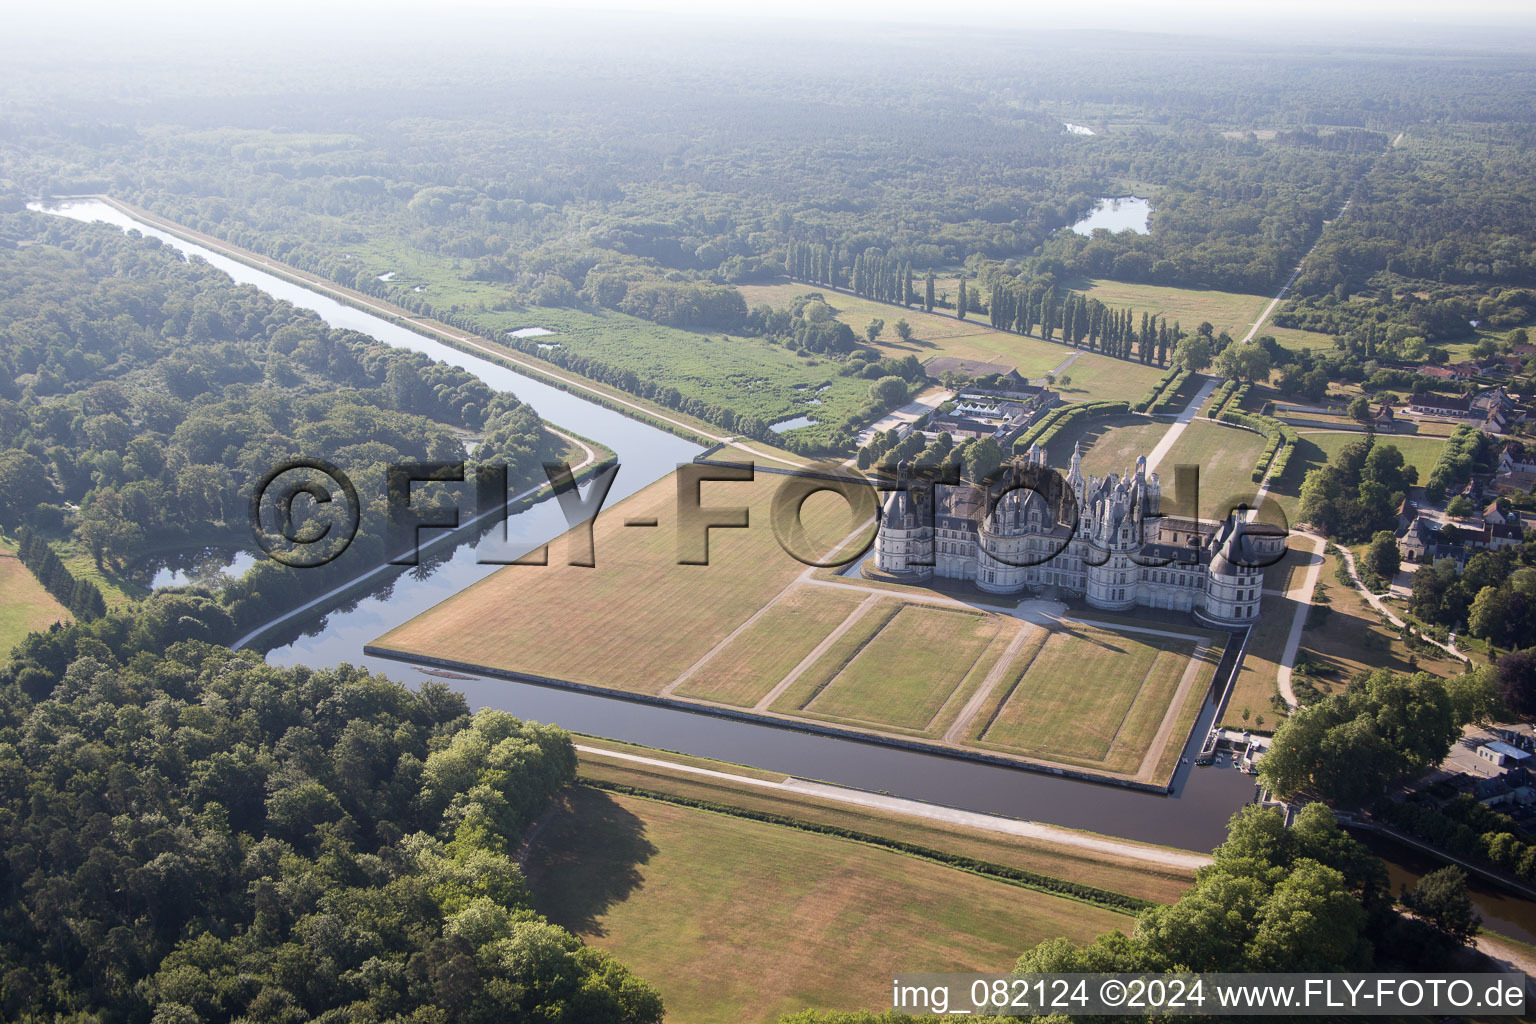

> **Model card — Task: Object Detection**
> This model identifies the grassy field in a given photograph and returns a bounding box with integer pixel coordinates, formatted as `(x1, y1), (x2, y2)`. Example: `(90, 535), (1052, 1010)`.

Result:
(1267, 430), (1447, 521)
(1044, 415), (1170, 478)
(1052, 353), (1170, 405)
(737, 282), (1069, 376)
(974, 622), (1216, 775)
(0, 539), (70, 655)
(1299, 556), (1465, 687)
(375, 468), (870, 694)
(675, 586), (866, 706)
(1158, 420), (1271, 517)
(1072, 279), (1274, 341)
(573, 739), (1199, 903)
(803, 604), (1005, 731)
(526, 786), (1132, 1024)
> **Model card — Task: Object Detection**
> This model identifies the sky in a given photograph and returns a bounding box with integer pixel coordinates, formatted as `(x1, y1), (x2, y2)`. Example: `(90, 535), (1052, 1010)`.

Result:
(15, 0), (1536, 59)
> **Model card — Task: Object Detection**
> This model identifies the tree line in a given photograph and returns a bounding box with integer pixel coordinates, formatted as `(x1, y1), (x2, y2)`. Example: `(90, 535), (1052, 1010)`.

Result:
(0, 607), (662, 1023)
(12, 525), (106, 621)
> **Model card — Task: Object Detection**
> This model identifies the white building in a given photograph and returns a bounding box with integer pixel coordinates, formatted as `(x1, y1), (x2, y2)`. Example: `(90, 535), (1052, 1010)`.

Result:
(871, 442), (1284, 627)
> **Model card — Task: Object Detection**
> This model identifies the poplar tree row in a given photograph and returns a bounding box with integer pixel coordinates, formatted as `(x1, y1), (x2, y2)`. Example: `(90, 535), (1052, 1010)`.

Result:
(989, 282), (1181, 366)
(785, 241), (1179, 367)
(784, 242), (927, 310)
(15, 525), (107, 621)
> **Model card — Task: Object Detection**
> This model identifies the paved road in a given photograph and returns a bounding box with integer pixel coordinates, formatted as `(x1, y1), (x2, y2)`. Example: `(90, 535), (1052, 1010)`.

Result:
(576, 743), (1212, 870)
(1273, 533), (1326, 709)
(855, 387), (952, 447)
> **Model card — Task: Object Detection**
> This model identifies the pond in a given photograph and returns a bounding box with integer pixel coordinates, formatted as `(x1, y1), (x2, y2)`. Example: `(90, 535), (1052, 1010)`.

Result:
(769, 414), (816, 433)
(1071, 196), (1151, 235)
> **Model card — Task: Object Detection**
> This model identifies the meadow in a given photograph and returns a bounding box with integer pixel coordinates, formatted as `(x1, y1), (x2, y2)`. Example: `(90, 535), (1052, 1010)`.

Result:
(373, 467), (874, 693)
(737, 281), (1069, 376)
(572, 736), (1200, 904)
(1266, 430), (1448, 520)
(0, 539), (70, 654)
(526, 786), (1132, 1024)
(971, 621), (1220, 776)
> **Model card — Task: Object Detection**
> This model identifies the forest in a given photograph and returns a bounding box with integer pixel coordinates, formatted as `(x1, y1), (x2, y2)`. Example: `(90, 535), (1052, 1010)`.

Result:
(0, 211), (556, 632)
(0, 611), (661, 1023)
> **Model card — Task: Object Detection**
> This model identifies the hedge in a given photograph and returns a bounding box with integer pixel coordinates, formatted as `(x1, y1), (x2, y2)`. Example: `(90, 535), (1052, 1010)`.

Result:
(1206, 379), (1239, 419)
(586, 779), (1154, 914)
(1131, 367), (1183, 414)
(1014, 400), (1132, 454)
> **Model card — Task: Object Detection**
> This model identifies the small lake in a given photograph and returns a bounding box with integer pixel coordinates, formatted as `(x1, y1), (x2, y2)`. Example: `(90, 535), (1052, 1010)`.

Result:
(1071, 196), (1151, 235)
(141, 547), (260, 589)
(770, 414), (816, 433)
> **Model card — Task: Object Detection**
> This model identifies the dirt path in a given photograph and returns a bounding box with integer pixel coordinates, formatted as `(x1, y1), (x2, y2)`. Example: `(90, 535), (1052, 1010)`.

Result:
(1329, 538), (1469, 664)
(751, 594), (881, 712)
(941, 621), (1038, 744)
(575, 742), (1212, 870)
(1134, 640), (1211, 782)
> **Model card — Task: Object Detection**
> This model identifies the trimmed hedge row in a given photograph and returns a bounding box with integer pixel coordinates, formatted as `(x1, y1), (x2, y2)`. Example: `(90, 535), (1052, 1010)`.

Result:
(1149, 370), (1191, 414)
(1211, 405), (1299, 483)
(1206, 379), (1239, 419)
(1131, 367), (1183, 413)
(586, 779), (1154, 914)
(1014, 400), (1132, 455)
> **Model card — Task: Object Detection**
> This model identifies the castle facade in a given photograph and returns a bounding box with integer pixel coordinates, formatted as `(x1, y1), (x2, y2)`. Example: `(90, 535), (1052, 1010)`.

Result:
(870, 442), (1283, 628)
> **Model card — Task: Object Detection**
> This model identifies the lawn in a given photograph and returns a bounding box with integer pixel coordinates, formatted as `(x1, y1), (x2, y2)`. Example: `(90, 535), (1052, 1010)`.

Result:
(526, 786), (1132, 1024)
(374, 468), (872, 695)
(675, 586), (866, 707)
(1072, 278), (1275, 342)
(1299, 556), (1465, 686)
(573, 740), (1198, 905)
(1267, 430), (1447, 521)
(737, 282), (1068, 377)
(1157, 420), (1271, 518)
(804, 604), (1005, 731)
(1044, 415), (1171, 479)
(976, 622), (1206, 775)
(1051, 353), (1170, 405)
(0, 540), (70, 655)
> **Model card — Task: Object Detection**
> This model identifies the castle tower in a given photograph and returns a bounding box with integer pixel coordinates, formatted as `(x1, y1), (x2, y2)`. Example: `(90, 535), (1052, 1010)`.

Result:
(873, 489), (933, 580)
(1198, 514), (1263, 625)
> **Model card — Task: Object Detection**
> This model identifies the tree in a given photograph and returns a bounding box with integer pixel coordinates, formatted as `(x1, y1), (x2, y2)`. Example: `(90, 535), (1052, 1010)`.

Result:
(1496, 648), (1536, 718)
(1447, 495), (1475, 518)
(1214, 340), (1272, 382)
(1362, 530), (1401, 580)
(893, 318), (912, 342)
(868, 375), (908, 406)
(924, 271), (935, 312)
(956, 276), (968, 319)
(1349, 394), (1373, 423)
(1170, 334), (1213, 372)
(1403, 867), (1481, 945)
(864, 318), (885, 344)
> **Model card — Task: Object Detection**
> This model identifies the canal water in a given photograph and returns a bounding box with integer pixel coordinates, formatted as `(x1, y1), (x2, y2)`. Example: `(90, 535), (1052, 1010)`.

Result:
(36, 198), (1264, 852)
